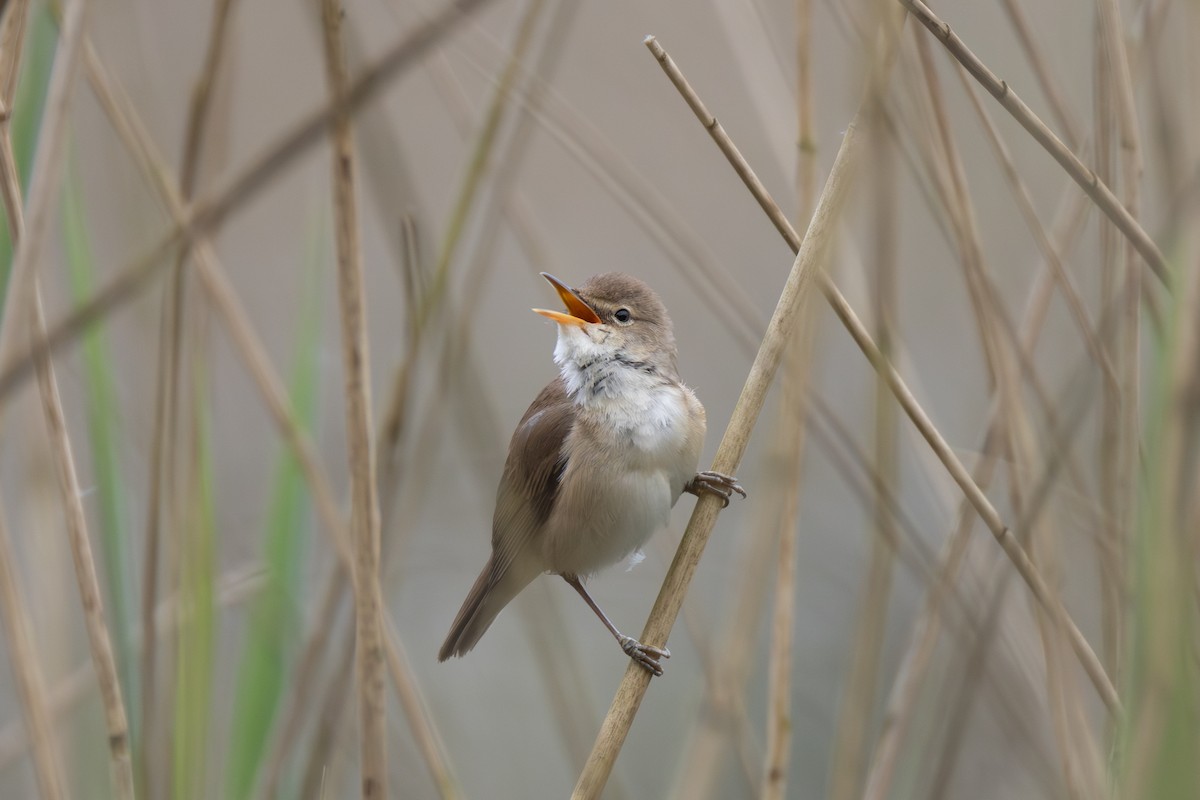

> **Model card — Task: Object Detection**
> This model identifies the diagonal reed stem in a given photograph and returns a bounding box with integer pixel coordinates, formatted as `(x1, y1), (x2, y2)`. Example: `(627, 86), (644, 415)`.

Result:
(647, 1), (1123, 725)
(898, 0), (1167, 288)
(0, 0), (499, 407)
(570, 24), (900, 794)
(75, 31), (459, 796)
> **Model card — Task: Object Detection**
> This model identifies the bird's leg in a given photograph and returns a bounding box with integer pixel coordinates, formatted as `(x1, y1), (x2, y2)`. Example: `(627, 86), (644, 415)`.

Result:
(684, 471), (747, 508)
(562, 574), (670, 677)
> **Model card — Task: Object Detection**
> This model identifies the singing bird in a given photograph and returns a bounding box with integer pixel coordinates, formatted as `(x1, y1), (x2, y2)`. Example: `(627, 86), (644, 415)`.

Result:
(438, 272), (744, 675)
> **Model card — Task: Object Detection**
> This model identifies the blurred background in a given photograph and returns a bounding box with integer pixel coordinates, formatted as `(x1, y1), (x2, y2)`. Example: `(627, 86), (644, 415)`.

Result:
(0, 0), (1196, 797)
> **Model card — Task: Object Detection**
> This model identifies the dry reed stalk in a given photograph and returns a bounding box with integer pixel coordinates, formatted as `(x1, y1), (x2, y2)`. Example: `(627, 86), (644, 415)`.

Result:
(372, 7), (632, 792)
(0, 0), (30, 236)
(381, 616), (461, 799)
(426, 26), (765, 794)
(911, 31), (1093, 797)
(668, 358), (813, 800)
(420, 0), (549, 329)
(907, 279), (1149, 799)
(1099, 0), (1144, 698)
(0, 506), (68, 799)
(1094, 11), (1123, 690)
(299, 628), (356, 798)
(81, 9), (421, 796)
(319, 2), (386, 796)
(0, 0), (31, 102)
(761, 3), (819, 795)
(826, 125), (897, 800)
(514, 584), (620, 785)
(571, 25), (896, 795)
(75, 36), (460, 796)
(443, 0), (575, 352)
(1138, 4), (1186, 207)
(393, 25), (757, 800)
(924, 556), (1054, 799)
(683, 349), (1047, 794)
(761, 322), (817, 800)
(657, 16), (1118, 718)
(454, 6), (1012, 633)
(137, 3), (235, 790)
(1026, 530), (1105, 800)
(29, 290), (135, 799)
(862, 187), (1093, 800)
(259, 567), (344, 798)
(954, 64), (1116, 393)
(696, 18), (1132, 796)
(0, 563), (264, 772)
(913, 28), (1104, 795)
(808, 398), (939, 591)
(809, 387), (1076, 790)
(997, 0), (1083, 149)
(668, 514), (772, 800)
(484, 32), (1089, 758)
(897, 0), (1167, 287)
(0, 0), (83, 395)
(0, 0), (498, 406)
(445, 41), (761, 348)
(863, 433), (1001, 800)
(0, 4), (89, 797)
(378, 0), (558, 552)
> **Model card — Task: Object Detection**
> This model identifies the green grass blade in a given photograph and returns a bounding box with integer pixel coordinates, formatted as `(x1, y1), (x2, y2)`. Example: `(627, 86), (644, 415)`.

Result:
(224, 214), (324, 800)
(60, 145), (140, 745)
(1118, 257), (1200, 800)
(173, 395), (218, 800)
(0, 7), (56, 309)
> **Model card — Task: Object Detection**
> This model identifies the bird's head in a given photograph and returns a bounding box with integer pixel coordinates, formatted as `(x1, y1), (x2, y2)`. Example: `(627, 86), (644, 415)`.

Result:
(533, 272), (679, 390)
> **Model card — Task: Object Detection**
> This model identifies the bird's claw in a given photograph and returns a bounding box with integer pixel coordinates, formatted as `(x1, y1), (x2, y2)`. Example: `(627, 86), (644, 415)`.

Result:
(685, 471), (747, 508)
(619, 634), (670, 677)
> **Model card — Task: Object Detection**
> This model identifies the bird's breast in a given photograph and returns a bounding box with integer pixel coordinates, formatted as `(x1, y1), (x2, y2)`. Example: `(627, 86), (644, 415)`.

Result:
(596, 384), (693, 458)
(541, 383), (704, 576)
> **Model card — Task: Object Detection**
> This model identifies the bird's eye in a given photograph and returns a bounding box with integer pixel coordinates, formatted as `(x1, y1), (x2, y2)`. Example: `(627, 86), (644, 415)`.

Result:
(614, 308), (632, 324)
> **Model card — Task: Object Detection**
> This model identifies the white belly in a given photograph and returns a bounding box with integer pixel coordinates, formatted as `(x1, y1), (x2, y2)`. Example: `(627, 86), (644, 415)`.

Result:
(541, 384), (700, 576)
(542, 468), (675, 575)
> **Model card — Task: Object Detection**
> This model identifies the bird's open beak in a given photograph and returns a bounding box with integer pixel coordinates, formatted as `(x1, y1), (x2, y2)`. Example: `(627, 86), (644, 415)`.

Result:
(533, 272), (601, 327)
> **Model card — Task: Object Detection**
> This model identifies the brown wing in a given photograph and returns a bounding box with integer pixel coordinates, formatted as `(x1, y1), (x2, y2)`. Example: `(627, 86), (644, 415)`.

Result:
(490, 376), (574, 578)
(438, 377), (574, 660)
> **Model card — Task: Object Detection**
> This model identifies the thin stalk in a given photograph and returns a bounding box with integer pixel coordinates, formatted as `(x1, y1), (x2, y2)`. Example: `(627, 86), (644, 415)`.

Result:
(319, 1), (386, 796)
(0, 563), (264, 772)
(913, 27), (1102, 795)
(572, 26), (897, 795)
(30, 282), (134, 798)
(1095, 8), (1122, 689)
(0, 504), (68, 799)
(61, 148), (139, 766)
(826, 123), (897, 800)
(75, 35), (457, 796)
(1099, 0), (1144, 700)
(0, 5), (89, 796)
(139, 2), (235, 791)
(0, 0), (83, 403)
(762, 3), (819, 796)
(650, 15), (1119, 718)
(997, 0), (1083, 149)
(0, 0), (500, 406)
(897, 0), (1167, 287)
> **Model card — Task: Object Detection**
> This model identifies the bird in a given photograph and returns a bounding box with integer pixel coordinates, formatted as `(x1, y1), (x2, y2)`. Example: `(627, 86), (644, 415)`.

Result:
(438, 272), (744, 676)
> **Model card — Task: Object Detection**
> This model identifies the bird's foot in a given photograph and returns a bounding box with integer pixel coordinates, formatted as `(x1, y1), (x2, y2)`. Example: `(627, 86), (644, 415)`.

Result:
(685, 471), (747, 508)
(619, 634), (670, 677)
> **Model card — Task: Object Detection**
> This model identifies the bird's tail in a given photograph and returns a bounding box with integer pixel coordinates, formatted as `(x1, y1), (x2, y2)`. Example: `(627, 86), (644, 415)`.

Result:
(438, 555), (539, 661)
